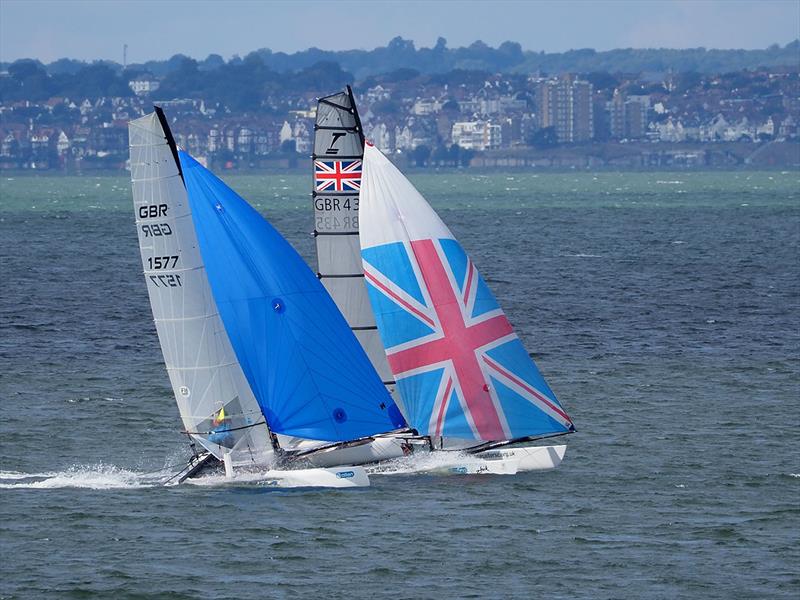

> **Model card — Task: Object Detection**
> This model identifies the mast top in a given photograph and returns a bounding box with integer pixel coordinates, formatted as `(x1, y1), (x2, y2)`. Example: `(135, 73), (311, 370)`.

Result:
(153, 105), (184, 184)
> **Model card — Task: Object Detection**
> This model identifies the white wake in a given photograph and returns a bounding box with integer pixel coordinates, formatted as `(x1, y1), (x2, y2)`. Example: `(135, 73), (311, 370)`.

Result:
(0, 465), (166, 490)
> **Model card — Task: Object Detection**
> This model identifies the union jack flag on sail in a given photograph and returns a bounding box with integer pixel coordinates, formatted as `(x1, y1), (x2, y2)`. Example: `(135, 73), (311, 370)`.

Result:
(362, 238), (573, 441)
(314, 159), (362, 192)
(359, 142), (574, 442)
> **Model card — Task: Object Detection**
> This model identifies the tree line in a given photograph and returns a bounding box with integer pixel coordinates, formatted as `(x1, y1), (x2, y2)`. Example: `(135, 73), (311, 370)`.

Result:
(0, 56), (357, 110)
(3, 37), (797, 84)
(2, 37), (797, 112)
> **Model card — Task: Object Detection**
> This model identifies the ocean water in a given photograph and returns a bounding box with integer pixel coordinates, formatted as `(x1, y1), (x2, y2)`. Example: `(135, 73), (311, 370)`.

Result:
(0, 170), (798, 599)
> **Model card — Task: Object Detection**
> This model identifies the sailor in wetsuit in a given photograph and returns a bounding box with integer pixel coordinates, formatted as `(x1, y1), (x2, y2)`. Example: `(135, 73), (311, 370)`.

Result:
(208, 406), (234, 448)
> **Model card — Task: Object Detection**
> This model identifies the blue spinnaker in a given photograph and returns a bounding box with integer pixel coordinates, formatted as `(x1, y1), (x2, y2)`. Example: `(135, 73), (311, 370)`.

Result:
(179, 151), (403, 441)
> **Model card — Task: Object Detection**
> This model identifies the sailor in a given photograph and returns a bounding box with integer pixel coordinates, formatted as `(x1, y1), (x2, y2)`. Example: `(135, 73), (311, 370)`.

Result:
(208, 406), (234, 447)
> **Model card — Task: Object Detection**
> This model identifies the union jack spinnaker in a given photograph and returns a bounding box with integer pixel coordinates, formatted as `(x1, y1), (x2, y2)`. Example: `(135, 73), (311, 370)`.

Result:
(358, 142), (575, 442)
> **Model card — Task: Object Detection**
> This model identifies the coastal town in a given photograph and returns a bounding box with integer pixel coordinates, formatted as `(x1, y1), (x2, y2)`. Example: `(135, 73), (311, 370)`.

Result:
(1, 44), (798, 171)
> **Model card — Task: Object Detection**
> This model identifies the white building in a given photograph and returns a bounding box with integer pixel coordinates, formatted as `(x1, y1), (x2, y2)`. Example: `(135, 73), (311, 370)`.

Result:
(208, 128), (221, 152)
(654, 117), (687, 142)
(756, 117), (775, 138)
(394, 125), (413, 151)
(292, 120), (311, 154)
(56, 131), (70, 155)
(366, 122), (392, 153)
(451, 121), (502, 150)
(1, 134), (17, 157)
(128, 75), (161, 96)
(279, 121), (293, 144)
(412, 98), (443, 116)
(237, 127), (254, 153)
(700, 114), (728, 141)
(366, 85), (390, 103)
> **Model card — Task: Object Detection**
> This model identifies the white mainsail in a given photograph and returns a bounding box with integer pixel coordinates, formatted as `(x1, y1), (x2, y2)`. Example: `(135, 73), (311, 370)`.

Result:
(312, 88), (397, 398)
(129, 112), (273, 467)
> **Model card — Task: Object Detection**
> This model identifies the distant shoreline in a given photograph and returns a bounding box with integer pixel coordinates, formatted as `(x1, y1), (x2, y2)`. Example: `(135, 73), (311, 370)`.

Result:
(2, 165), (797, 177)
(3, 141), (796, 176)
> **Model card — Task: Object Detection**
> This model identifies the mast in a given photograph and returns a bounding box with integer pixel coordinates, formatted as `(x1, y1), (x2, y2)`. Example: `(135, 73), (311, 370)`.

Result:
(153, 106), (183, 184)
(346, 85), (365, 147)
(312, 88), (401, 411)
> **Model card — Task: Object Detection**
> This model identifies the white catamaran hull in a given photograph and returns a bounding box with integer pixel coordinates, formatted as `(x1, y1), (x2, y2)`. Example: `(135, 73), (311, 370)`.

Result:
(476, 444), (567, 472)
(302, 436), (567, 474)
(181, 465), (371, 488)
(418, 458), (520, 476)
(255, 466), (370, 488)
(419, 444), (566, 475)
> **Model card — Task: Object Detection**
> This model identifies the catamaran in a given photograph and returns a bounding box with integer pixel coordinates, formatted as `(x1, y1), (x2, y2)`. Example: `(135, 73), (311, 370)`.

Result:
(129, 108), (408, 487)
(129, 95), (573, 482)
(310, 88), (576, 472)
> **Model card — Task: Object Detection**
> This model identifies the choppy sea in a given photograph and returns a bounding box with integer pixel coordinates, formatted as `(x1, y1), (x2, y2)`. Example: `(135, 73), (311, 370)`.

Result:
(0, 170), (798, 599)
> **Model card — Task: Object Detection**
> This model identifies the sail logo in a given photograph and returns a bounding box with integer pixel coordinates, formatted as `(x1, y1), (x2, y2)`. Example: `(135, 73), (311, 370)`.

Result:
(314, 160), (362, 192)
(325, 132), (347, 155)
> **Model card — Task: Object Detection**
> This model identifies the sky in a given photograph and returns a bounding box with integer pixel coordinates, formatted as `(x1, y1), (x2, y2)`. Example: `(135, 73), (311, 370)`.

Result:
(1, 0), (798, 64)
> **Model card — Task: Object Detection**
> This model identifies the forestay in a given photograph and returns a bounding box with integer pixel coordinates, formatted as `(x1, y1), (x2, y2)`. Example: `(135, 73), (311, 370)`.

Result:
(129, 112), (273, 466)
(180, 151), (405, 442)
(312, 89), (400, 405)
(359, 142), (575, 442)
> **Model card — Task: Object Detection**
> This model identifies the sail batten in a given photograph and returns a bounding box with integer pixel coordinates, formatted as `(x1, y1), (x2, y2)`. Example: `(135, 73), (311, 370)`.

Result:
(359, 143), (574, 442)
